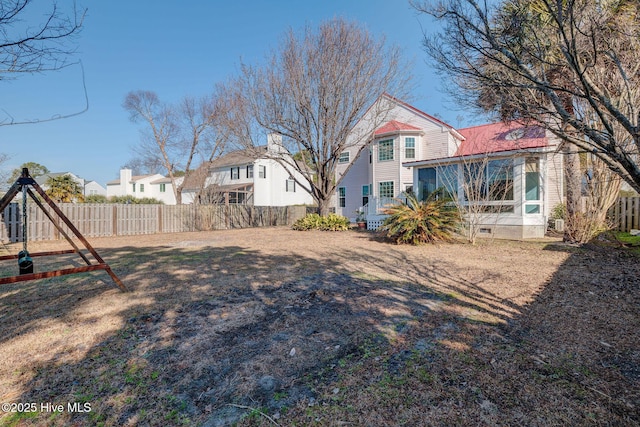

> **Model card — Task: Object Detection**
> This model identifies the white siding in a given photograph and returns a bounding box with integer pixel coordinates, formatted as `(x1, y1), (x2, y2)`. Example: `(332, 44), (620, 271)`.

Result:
(545, 150), (564, 216)
(85, 181), (106, 197)
(335, 97), (460, 217)
(249, 158), (314, 207)
(336, 145), (370, 218)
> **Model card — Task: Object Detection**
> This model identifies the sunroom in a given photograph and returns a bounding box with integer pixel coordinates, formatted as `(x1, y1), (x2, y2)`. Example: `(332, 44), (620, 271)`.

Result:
(404, 149), (559, 239)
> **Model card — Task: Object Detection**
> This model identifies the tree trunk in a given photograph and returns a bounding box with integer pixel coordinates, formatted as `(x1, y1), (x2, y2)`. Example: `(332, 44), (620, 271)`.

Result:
(563, 144), (583, 242)
(316, 198), (332, 216)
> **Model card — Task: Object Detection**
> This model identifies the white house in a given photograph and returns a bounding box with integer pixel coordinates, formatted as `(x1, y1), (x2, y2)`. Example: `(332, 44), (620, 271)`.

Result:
(84, 180), (107, 197)
(336, 95), (565, 239)
(182, 134), (315, 207)
(106, 169), (178, 204)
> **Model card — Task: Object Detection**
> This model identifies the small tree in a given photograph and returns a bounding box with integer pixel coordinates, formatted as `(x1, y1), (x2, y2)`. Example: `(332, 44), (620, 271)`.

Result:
(218, 18), (410, 216)
(45, 175), (84, 203)
(7, 162), (49, 184)
(563, 154), (622, 242)
(430, 154), (515, 244)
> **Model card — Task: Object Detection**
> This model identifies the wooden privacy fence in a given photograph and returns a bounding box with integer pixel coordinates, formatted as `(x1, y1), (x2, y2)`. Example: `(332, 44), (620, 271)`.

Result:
(609, 197), (640, 232)
(0, 203), (307, 242)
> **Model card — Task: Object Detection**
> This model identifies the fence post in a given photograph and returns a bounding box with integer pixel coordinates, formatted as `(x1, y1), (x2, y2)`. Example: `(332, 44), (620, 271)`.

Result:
(112, 205), (118, 236)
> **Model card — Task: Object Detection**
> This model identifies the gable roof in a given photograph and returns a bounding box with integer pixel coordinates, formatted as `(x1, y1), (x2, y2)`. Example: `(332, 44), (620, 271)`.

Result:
(454, 122), (548, 156)
(381, 93), (464, 141)
(374, 120), (422, 136)
(35, 172), (83, 186)
(382, 93), (457, 130)
(181, 162), (211, 191)
(208, 147), (267, 169)
(105, 173), (164, 185)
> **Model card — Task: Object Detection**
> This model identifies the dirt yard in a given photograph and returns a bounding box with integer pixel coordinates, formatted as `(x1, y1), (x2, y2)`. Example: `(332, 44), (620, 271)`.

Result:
(0, 227), (638, 426)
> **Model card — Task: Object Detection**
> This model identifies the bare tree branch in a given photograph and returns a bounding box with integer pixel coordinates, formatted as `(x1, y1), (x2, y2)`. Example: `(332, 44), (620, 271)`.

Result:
(217, 18), (411, 215)
(413, 0), (640, 194)
(124, 90), (228, 204)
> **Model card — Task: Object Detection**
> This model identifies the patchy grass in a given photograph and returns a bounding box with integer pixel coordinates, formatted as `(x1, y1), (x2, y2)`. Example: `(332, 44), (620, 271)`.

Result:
(0, 228), (638, 426)
(613, 231), (640, 255)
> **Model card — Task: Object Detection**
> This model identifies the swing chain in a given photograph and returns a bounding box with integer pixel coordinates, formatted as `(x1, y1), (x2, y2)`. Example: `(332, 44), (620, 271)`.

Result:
(22, 184), (28, 252)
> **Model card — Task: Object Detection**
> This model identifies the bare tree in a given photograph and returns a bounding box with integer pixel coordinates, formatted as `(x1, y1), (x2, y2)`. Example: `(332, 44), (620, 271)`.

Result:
(123, 91), (226, 204)
(176, 94), (227, 203)
(218, 18), (410, 215)
(574, 154), (622, 241)
(412, 0), (640, 240)
(121, 157), (165, 176)
(0, 0), (86, 125)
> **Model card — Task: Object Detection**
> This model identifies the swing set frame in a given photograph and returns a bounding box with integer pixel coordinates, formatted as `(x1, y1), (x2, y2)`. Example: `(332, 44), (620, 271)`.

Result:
(0, 168), (128, 291)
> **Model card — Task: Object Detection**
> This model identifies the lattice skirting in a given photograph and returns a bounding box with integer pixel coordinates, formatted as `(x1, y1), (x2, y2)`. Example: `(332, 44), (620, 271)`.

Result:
(367, 219), (386, 230)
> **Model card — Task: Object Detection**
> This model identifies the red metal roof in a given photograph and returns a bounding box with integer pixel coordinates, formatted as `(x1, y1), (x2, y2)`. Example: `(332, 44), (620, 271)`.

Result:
(374, 120), (422, 136)
(454, 122), (548, 156)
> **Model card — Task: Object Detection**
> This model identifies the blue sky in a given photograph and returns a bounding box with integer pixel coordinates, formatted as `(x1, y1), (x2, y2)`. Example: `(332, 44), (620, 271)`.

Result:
(1, 0), (481, 187)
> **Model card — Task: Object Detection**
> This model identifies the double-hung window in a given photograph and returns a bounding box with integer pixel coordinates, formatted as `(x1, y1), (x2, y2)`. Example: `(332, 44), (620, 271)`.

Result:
(286, 177), (296, 192)
(258, 165), (266, 179)
(247, 165), (254, 178)
(405, 137), (415, 159)
(338, 187), (346, 208)
(339, 151), (350, 163)
(231, 167), (240, 180)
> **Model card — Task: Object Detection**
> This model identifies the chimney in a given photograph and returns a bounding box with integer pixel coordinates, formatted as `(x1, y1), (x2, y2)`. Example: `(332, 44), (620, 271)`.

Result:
(120, 169), (133, 194)
(267, 133), (284, 153)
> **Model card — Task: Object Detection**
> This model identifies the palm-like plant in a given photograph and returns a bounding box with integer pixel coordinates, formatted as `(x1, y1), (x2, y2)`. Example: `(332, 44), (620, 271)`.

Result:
(45, 175), (85, 203)
(380, 192), (461, 245)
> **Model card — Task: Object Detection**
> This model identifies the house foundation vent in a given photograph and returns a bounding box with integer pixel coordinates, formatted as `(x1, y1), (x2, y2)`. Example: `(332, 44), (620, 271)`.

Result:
(367, 219), (385, 230)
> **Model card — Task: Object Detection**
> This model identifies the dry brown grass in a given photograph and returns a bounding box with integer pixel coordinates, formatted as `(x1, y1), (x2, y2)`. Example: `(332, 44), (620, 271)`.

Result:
(0, 227), (637, 426)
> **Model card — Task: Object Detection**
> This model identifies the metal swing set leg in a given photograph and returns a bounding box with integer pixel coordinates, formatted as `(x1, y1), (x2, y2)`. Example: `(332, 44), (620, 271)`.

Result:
(0, 168), (128, 292)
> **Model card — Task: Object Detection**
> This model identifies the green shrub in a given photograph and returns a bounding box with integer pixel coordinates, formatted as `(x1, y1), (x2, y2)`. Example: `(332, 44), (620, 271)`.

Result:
(380, 193), (461, 244)
(108, 195), (164, 204)
(551, 203), (566, 220)
(292, 213), (350, 231)
(84, 194), (108, 203)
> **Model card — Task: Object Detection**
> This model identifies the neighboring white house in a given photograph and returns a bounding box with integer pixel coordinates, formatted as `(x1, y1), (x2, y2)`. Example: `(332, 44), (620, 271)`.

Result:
(182, 134), (315, 206)
(106, 169), (178, 204)
(35, 172), (106, 197)
(336, 95), (565, 239)
(85, 180), (107, 197)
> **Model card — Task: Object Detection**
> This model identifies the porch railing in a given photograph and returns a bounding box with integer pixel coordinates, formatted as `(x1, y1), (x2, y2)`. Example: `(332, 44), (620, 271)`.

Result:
(362, 196), (407, 216)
